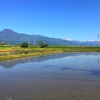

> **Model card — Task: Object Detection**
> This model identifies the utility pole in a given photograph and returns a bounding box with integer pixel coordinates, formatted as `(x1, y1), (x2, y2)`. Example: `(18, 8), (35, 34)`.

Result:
(28, 37), (30, 53)
(98, 34), (100, 47)
(34, 38), (36, 45)
(98, 34), (99, 41)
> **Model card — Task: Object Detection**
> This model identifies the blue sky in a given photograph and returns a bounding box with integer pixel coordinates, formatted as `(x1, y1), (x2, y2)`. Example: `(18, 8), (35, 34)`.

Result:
(0, 0), (100, 40)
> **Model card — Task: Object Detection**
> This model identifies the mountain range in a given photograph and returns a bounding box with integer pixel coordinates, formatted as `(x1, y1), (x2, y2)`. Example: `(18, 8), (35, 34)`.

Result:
(0, 29), (100, 46)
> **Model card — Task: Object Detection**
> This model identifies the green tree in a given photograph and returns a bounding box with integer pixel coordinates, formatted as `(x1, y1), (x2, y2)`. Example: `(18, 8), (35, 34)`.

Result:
(39, 41), (48, 48)
(20, 42), (29, 48)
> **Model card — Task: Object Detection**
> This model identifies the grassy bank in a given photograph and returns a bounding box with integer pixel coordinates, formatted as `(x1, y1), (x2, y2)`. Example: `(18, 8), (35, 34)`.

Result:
(0, 45), (100, 61)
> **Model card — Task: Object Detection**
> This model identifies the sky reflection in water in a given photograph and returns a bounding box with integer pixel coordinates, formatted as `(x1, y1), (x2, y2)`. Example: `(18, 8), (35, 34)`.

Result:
(1, 52), (100, 100)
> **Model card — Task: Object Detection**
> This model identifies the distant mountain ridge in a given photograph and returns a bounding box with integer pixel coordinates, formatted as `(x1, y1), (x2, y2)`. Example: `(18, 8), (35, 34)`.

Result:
(0, 29), (100, 46)
(0, 29), (78, 45)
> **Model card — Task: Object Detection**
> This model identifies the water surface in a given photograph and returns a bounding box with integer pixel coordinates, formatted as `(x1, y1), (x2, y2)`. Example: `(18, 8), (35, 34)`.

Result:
(0, 52), (100, 100)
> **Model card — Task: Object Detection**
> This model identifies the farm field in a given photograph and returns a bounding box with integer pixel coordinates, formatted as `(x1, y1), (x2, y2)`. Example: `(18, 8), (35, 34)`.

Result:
(0, 45), (100, 61)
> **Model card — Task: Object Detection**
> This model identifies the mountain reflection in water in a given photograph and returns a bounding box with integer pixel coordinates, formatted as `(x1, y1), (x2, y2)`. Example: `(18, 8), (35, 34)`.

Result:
(0, 52), (100, 68)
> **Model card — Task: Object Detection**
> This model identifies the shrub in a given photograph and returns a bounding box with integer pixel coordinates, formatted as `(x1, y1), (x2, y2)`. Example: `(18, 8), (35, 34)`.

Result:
(20, 43), (29, 48)
(39, 41), (48, 48)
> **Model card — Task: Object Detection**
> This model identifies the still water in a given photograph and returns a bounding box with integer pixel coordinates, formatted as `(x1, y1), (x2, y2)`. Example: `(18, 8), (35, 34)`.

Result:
(0, 52), (100, 100)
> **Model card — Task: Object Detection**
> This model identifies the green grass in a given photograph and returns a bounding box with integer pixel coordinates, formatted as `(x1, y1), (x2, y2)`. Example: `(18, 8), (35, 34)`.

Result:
(0, 45), (100, 61)
(0, 45), (12, 50)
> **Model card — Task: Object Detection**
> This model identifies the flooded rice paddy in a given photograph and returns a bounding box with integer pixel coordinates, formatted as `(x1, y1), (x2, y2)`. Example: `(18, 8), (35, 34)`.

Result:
(0, 52), (100, 100)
